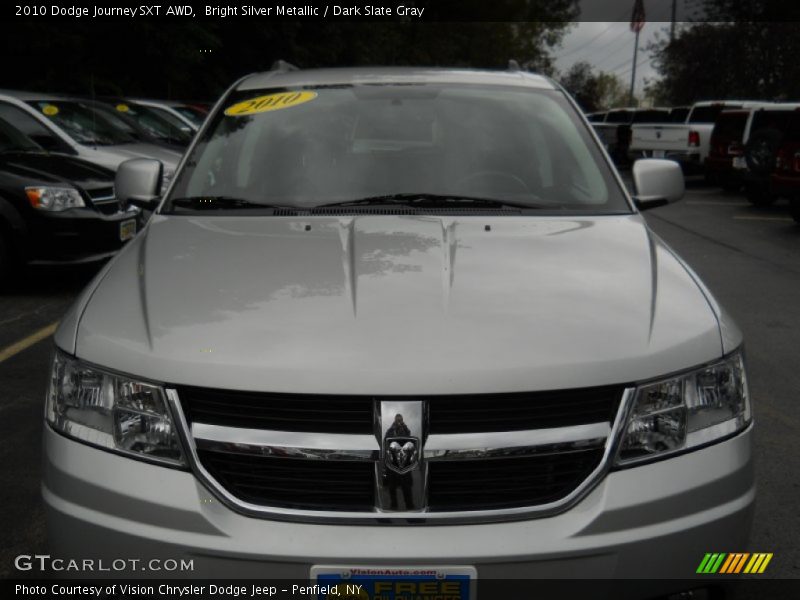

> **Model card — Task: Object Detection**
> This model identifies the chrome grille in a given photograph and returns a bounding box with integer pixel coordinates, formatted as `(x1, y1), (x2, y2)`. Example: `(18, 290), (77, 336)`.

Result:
(170, 387), (632, 523)
(86, 187), (120, 215)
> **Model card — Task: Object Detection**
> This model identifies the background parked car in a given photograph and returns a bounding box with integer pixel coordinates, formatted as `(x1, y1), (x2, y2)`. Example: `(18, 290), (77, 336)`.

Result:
(586, 111), (607, 123)
(705, 109), (754, 192)
(592, 107), (670, 165)
(739, 104), (800, 206)
(668, 106), (691, 123)
(0, 117), (140, 280)
(0, 91), (181, 190)
(96, 98), (197, 146)
(132, 99), (206, 130)
(629, 101), (762, 174)
(88, 100), (192, 151)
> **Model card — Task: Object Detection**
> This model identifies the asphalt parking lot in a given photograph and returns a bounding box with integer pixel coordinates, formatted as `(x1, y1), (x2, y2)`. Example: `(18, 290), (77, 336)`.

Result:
(1, 183), (798, 579)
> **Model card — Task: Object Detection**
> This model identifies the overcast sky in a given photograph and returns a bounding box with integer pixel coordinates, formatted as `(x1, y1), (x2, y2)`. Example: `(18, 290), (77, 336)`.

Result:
(553, 21), (670, 94)
(555, 1), (695, 94)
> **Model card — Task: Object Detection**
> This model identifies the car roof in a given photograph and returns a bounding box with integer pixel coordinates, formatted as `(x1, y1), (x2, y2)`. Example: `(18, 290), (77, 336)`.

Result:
(754, 102), (800, 111)
(0, 89), (81, 102)
(691, 100), (767, 108)
(236, 67), (557, 92)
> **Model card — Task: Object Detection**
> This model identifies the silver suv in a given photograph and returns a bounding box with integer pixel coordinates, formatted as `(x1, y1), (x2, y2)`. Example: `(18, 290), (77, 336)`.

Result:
(43, 68), (753, 589)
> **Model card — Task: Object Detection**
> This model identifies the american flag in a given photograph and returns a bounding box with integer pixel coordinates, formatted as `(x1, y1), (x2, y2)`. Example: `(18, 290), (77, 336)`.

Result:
(630, 0), (646, 33)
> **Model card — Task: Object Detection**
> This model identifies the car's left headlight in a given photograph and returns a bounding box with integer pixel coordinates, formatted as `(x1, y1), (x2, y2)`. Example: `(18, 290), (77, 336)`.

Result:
(615, 350), (751, 466)
(25, 186), (85, 211)
(160, 168), (175, 195)
(46, 350), (185, 466)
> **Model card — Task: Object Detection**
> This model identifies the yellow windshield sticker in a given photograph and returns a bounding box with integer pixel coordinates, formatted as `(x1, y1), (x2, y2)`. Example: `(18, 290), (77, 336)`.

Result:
(116, 103), (130, 112)
(42, 104), (59, 116)
(224, 91), (317, 116)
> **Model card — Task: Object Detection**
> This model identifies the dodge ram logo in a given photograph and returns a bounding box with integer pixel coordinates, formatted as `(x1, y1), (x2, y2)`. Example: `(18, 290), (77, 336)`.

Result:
(384, 436), (419, 474)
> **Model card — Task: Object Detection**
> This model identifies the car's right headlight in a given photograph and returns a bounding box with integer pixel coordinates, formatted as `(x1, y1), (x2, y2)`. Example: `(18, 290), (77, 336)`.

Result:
(615, 350), (751, 466)
(46, 349), (185, 466)
(25, 186), (85, 211)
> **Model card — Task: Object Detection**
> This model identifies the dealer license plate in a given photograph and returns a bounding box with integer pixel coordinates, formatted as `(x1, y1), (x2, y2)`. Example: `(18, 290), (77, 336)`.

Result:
(311, 565), (476, 599)
(119, 219), (137, 241)
(732, 156), (747, 169)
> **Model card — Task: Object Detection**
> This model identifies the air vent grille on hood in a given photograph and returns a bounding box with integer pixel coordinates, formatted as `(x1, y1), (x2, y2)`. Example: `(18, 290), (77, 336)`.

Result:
(272, 207), (521, 216)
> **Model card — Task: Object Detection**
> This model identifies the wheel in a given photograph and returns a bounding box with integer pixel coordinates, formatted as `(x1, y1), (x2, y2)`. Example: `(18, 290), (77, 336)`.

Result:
(745, 182), (776, 207)
(790, 197), (800, 224)
(744, 128), (783, 177)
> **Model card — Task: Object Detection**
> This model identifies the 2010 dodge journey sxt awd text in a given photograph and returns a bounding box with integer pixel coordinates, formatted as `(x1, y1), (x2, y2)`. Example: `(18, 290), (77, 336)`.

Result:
(42, 68), (754, 586)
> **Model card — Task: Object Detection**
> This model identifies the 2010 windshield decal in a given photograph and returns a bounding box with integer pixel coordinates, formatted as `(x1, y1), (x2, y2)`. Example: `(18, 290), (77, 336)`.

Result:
(224, 91), (318, 116)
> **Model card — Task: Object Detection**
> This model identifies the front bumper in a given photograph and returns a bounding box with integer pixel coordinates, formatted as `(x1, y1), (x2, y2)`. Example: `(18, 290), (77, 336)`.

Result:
(25, 206), (140, 264)
(42, 423), (755, 580)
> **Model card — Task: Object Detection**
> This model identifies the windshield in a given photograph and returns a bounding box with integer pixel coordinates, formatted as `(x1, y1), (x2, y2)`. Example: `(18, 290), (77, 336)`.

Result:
(27, 100), (136, 145)
(111, 102), (193, 145)
(0, 117), (43, 153)
(712, 112), (748, 141)
(689, 104), (742, 124)
(165, 84), (628, 214)
(670, 108), (690, 122)
(604, 110), (632, 124)
(171, 104), (206, 126)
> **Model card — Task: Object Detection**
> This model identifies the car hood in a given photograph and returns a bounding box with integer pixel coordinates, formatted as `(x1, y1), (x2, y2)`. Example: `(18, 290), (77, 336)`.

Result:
(0, 151), (113, 192)
(68, 214), (724, 395)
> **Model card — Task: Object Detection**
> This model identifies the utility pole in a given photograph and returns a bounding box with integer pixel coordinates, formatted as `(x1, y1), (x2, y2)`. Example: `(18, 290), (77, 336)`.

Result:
(670, 0), (677, 43)
(629, 0), (646, 107)
(629, 29), (640, 106)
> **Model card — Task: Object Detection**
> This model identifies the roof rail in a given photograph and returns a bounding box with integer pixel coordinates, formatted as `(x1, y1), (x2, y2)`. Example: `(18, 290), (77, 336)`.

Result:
(271, 60), (300, 72)
(508, 59), (521, 72)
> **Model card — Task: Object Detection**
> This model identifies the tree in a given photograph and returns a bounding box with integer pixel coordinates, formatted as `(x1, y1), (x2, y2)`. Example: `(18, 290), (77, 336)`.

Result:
(559, 62), (630, 112)
(647, 1), (800, 104)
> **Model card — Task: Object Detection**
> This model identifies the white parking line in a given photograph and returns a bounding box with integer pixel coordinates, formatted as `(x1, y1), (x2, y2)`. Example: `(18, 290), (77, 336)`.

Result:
(685, 188), (723, 195)
(0, 322), (58, 364)
(686, 200), (750, 206)
(733, 215), (794, 222)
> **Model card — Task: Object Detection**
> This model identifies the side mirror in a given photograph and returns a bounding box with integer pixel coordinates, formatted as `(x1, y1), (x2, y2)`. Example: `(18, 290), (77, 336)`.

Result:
(115, 158), (163, 211)
(631, 159), (685, 211)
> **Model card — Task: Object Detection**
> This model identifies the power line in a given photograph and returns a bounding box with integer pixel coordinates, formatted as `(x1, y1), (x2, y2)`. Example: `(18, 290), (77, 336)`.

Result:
(556, 6), (634, 61)
(614, 55), (653, 80)
(592, 35), (641, 70)
(557, 22), (618, 60)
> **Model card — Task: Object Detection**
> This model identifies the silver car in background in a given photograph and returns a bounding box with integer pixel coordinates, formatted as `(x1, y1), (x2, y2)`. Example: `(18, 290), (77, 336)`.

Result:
(42, 68), (753, 590)
(0, 90), (181, 187)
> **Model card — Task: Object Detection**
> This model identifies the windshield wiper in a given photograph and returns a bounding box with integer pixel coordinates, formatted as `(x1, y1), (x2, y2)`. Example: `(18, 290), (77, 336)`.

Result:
(169, 196), (298, 211)
(316, 193), (544, 210)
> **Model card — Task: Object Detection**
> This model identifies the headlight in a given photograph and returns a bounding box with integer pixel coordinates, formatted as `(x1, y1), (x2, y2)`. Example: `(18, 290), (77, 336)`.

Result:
(616, 350), (750, 466)
(25, 186), (85, 211)
(160, 168), (175, 194)
(46, 350), (185, 466)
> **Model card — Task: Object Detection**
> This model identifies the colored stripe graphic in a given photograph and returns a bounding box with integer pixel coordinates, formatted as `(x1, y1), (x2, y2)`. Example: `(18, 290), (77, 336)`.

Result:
(733, 553), (750, 573)
(698, 553), (773, 574)
(719, 553), (737, 574)
(697, 553), (727, 573)
(744, 553), (773, 574)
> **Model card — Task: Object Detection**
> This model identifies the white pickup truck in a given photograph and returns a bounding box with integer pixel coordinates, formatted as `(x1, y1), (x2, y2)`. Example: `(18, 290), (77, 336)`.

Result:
(629, 101), (763, 173)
